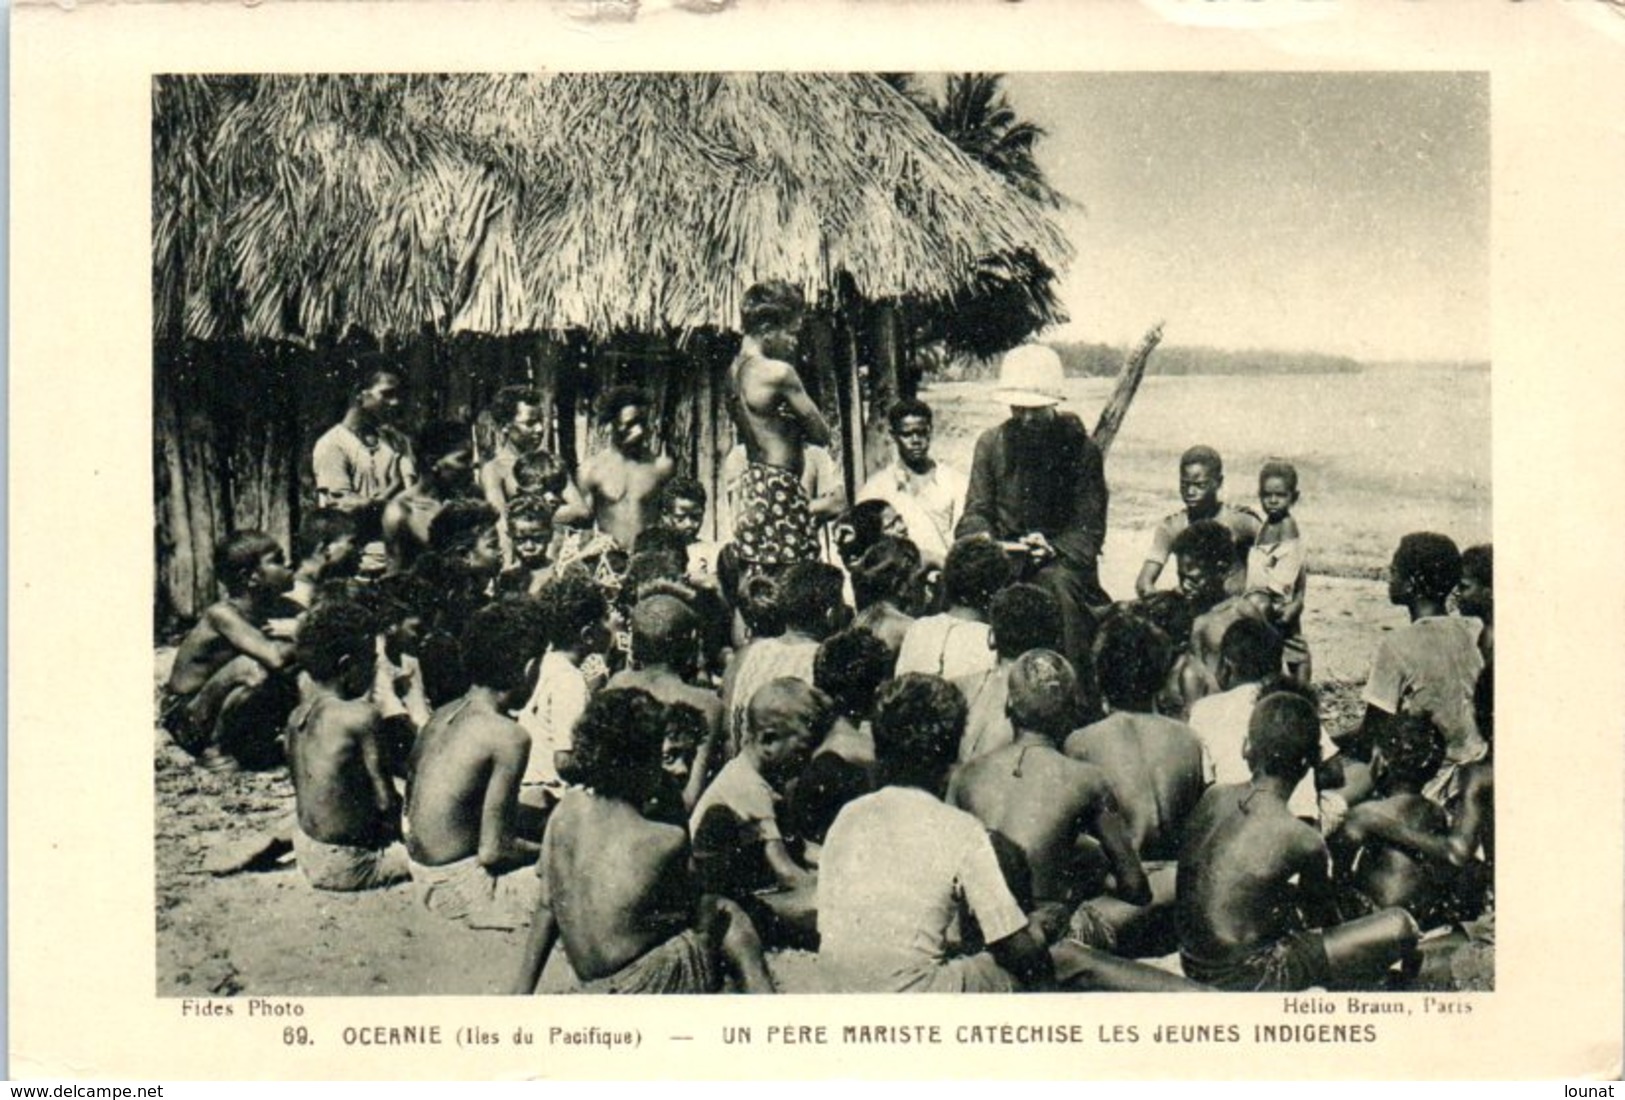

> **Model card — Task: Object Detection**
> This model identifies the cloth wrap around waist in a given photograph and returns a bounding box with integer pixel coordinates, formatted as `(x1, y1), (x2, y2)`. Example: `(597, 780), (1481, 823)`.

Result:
(569, 927), (719, 994)
(292, 822), (410, 893)
(733, 461), (819, 567)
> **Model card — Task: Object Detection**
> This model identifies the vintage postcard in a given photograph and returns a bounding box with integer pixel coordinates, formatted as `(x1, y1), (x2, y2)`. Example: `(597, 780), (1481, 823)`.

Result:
(9, 0), (1623, 1082)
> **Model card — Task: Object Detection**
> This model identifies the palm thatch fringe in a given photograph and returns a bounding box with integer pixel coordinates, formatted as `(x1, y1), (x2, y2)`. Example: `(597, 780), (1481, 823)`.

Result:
(154, 73), (1072, 345)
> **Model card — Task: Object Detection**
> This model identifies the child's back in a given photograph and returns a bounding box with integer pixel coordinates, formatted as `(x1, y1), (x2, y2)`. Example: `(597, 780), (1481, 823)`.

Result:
(1178, 781), (1324, 961)
(607, 665), (721, 736)
(288, 694), (395, 848)
(283, 597), (410, 891)
(405, 697), (528, 866)
(1064, 711), (1207, 862)
(515, 686), (773, 994)
(543, 789), (693, 981)
(951, 740), (1125, 908)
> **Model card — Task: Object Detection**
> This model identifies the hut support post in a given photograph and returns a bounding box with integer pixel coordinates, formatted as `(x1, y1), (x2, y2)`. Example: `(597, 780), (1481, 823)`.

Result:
(863, 301), (901, 482)
(838, 306), (866, 508)
(695, 343), (721, 543)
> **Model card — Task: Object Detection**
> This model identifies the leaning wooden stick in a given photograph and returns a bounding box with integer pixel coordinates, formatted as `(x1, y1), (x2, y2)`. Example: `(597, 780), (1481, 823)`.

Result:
(1092, 321), (1165, 457)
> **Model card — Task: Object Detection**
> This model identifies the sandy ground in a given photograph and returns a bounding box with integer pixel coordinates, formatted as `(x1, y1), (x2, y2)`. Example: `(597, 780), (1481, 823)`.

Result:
(157, 372), (1486, 996)
(154, 547), (1400, 999)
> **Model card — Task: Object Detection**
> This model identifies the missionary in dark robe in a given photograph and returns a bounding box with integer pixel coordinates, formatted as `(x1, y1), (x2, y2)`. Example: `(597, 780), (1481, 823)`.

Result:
(957, 344), (1110, 671)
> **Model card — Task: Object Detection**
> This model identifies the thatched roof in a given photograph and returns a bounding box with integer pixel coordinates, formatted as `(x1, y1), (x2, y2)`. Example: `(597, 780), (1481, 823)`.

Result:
(154, 73), (1071, 343)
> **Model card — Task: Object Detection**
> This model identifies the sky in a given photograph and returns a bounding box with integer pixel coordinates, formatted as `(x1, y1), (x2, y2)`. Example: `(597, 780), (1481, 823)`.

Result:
(995, 73), (1490, 362)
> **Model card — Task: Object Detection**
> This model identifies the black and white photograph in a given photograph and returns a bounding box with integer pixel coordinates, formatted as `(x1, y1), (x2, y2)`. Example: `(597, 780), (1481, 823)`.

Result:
(11, 0), (1625, 1081)
(149, 70), (1495, 998)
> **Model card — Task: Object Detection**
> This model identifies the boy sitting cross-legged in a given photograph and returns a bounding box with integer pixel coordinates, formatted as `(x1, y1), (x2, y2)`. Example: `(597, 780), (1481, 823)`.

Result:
(1329, 713), (1452, 928)
(1177, 691), (1420, 991)
(286, 597), (410, 892)
(403, 597), (545, 930)
(513, 687), (775, 994)
(692, 678), (830, 946)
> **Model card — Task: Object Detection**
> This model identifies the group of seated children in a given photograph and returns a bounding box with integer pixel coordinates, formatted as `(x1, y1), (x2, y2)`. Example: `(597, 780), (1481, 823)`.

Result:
(163, 421), (1494, 994)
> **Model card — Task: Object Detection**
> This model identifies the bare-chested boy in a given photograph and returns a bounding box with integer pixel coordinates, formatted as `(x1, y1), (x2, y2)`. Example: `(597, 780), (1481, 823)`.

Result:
(285, 598), (410, 891)
(1065, 614), (1207, 863)
(1062, 614), (1208, 957)
(383, 420), (475, 573)
(1177, 691), (1420, 990)
(951, 651), (1151, 920)
(288, 509), (361, 609)
(478, 387), (550, 559)
(1171, 519), (1270, 711)
(607, 593), (724, 779)
(512, 688), (773, 994)
(725, 281), (833, 571)
(1347, 666), (1495, 882)
(491, 496), (557, 598)
(1330, 714), (1451, 927)
(162, 530), (299, 772)
(1344, 665), (1495, 988)
(404, 598), (545, 929)
(555, 386), (675, 552)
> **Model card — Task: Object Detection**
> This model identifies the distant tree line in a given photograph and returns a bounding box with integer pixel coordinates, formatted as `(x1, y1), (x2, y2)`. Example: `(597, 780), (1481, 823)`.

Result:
(1053, 342), (1364, 378)
(930, 342), (1364, 381)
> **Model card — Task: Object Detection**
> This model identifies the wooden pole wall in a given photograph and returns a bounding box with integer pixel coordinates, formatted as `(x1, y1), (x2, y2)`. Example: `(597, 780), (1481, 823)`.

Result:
(154, 321), (877, 626)
(864, 301), (901, 483)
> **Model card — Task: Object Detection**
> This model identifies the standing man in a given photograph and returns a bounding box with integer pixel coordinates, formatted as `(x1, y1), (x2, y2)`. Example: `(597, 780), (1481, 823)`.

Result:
(313, 355), (412, 575)
(956, 343), (1110, 670)
(859, 398), (968, 569)
(725, 281), (833, 574)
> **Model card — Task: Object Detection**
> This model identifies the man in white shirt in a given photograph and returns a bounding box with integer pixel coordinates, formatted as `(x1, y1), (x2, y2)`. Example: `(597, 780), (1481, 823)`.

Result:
(859, 398), (967, 569)
(818, 674), (1052, 993)
(311, 355), (413, 574)
(818, 672), (1204, 993)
